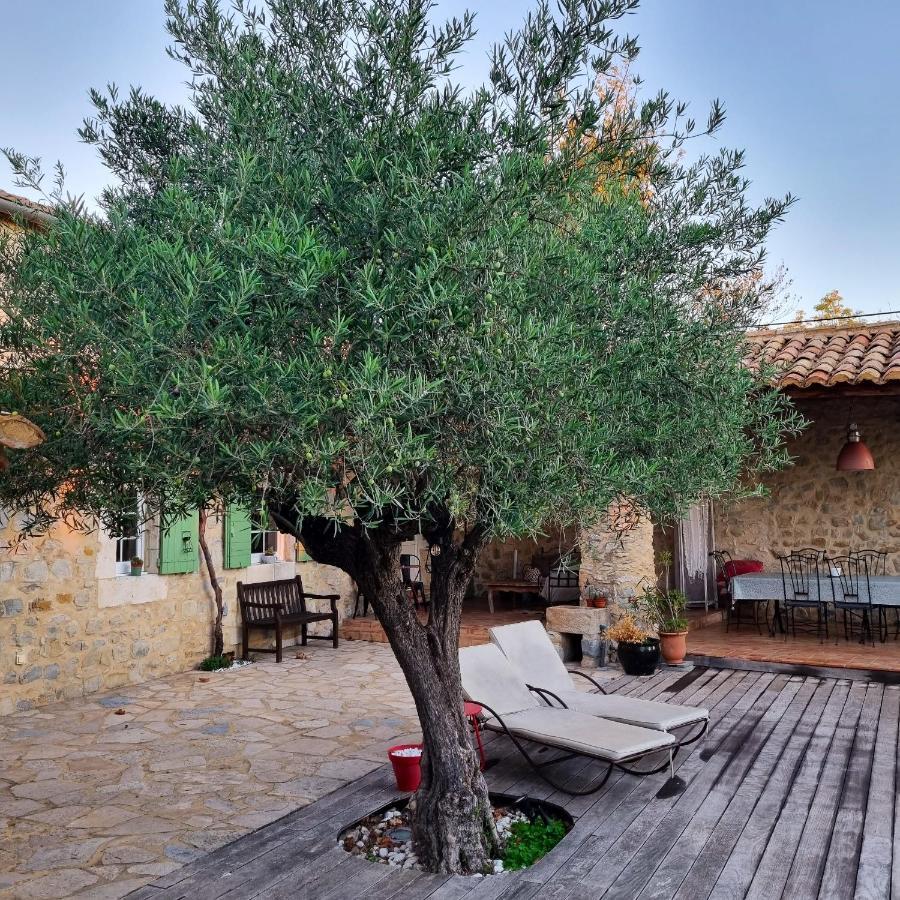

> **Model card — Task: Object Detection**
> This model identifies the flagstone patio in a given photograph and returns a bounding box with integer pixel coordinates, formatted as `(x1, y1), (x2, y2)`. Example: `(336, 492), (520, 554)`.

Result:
(0, 643), (427, 900)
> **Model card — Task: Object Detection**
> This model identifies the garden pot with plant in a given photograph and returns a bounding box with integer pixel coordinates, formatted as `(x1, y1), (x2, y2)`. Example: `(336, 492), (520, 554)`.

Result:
(607, 615), (660, 676)
(130, 556), (143, 576)
(640, 553), (690, 665)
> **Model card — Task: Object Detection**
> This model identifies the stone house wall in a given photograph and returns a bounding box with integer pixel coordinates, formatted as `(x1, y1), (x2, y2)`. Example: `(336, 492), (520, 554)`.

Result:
(471, 528), (578, 598)
(578, 509), (656, 604)
(714, 395), (900, 571)
(0, 513), (355, 715)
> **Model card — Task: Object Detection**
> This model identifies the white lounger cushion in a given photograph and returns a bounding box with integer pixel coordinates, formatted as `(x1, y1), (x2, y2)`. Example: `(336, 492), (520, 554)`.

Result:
(489, 620), (709, 732)
(459, 644), (540, 716)
(490, 620), (575, 694)
(497, 707), (675, 763)
(459, 644), (675, 763)
(553, 690), (707, 732)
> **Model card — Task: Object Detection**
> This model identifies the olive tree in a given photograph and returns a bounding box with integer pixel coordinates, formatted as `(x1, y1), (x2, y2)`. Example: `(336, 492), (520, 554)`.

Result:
(1, 0), (799, 873)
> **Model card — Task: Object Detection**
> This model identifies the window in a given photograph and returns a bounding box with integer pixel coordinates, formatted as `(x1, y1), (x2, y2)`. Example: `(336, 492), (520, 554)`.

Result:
(250, 507), (278, 564)
(114, 505), (144, 575)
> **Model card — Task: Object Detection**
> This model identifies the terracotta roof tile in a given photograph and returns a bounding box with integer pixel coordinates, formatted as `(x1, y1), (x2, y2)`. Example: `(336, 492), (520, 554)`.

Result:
(744, 322), (900, 389)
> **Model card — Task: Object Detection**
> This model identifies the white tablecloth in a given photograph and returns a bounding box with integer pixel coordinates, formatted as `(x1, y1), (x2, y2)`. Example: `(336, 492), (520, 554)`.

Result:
(731, 573), (900, 607)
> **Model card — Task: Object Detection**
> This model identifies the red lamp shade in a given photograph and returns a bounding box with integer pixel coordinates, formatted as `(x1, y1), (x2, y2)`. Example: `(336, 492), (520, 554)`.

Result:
(836, 423), (875, 471)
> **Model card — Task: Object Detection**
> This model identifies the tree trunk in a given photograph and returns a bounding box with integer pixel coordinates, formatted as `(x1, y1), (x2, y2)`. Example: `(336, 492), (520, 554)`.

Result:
(267, 505), (497, 874)
(198, 505), (225, 657)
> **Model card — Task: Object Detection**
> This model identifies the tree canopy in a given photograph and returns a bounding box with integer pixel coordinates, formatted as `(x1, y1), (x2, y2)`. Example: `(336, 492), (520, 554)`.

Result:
(1, 0), (798, 545)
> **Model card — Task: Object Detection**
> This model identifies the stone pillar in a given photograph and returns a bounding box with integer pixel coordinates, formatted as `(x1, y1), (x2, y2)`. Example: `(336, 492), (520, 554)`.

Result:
(578, 504), (656, 608)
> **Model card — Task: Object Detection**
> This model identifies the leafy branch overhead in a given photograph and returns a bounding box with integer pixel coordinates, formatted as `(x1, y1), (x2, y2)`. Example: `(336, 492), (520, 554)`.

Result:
(1, 0), (798, 544)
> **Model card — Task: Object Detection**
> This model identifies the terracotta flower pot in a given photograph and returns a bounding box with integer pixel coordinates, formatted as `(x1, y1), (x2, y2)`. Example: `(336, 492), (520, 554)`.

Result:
(659, 630), (689, 666)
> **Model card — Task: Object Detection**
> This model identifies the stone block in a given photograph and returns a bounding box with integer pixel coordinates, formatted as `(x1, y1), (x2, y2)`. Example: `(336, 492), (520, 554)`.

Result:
(23, 560), (49, 583)
(21, 665), (43, 683)
(545, 605), (607, 636)
(2, 598), (24, 617)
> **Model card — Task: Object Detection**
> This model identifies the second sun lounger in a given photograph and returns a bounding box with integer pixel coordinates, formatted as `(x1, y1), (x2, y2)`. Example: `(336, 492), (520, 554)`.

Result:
(490, 620), (708, 746)
(459, 643), (686, 797)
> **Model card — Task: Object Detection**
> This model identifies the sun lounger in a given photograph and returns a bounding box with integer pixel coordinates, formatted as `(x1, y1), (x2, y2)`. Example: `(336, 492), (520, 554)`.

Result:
(489, 621), (708, 746)
(459, 644), (686, 797)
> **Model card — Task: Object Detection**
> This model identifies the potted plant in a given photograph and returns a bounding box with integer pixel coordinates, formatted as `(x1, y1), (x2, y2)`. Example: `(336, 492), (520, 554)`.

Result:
(640, 551), (690, 665)
(261, 551), (278, 564)
(130, 556), (143, 576)
(640, 585), (689, 665)
(582, 583), (608, 609)
(606, 614), (659, 676)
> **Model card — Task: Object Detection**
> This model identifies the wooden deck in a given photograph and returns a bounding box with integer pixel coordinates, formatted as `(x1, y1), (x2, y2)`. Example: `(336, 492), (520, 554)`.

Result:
(127, 666), (900, 899)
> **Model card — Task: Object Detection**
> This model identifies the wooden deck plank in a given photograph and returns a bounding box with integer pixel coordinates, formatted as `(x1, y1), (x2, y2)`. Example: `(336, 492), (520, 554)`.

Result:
(780, 682), (879, 900)
(130, 666), (900, 900)
(672, 678), (834, 900)
(706, 678), (848, 900)
(538, 668), (740, 820)
(745, 680), (866, 900)
(526, 672), (771, 900)
(817, 683), (884, 900)
(601, 675), (801, 900)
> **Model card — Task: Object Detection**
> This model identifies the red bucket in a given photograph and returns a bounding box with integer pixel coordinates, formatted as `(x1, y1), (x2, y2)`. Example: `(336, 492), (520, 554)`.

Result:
(388, 743), (423, 792)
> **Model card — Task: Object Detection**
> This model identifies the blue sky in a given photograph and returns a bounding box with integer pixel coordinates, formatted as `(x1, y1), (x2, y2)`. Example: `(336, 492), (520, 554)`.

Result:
(3, 0), (899, 321)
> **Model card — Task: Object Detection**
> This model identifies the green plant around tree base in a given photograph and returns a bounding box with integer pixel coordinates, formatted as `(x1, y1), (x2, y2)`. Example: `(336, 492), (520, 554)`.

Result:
(199, 654), (232, 671)
(502, 818), (568, 871)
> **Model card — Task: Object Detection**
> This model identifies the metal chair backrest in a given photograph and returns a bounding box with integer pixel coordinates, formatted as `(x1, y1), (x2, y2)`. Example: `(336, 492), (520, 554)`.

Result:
(400, 554), (423, 587)
(710, 550), (733, 583)
(852, 549), (887, 576)
(827, 555), (871, 606)
(779, 550), (823, 603)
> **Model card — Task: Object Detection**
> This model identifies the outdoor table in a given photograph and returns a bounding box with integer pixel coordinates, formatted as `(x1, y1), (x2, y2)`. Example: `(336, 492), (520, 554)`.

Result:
(485, 579), (540, 614)
(730, 572), (900, 635)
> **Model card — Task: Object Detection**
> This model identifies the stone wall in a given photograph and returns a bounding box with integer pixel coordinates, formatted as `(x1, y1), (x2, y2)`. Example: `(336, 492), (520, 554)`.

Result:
(714, 395), (900, 571)
(471, 528), (577, 597)
(0, 513), (356, 715)
(578, 506), (656, 605)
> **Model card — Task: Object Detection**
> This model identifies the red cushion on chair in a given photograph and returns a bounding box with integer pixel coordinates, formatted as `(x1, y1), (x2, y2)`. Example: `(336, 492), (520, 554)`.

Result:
(718, 559), (764, 583)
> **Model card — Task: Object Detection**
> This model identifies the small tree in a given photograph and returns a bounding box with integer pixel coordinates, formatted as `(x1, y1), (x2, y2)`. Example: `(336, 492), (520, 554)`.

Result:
(1, 0), (800, 873)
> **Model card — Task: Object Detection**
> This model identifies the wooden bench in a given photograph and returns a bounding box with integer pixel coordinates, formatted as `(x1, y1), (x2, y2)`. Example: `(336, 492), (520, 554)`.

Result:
(237, 575), (339, 663)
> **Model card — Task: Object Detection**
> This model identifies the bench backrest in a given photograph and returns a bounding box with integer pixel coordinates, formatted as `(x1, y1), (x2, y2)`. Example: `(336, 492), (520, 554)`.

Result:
(237, 576), (306, 622)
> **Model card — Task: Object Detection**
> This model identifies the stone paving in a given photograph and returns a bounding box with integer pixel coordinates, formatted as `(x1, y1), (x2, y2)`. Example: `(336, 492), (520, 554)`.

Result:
(0, 642), (423, 900)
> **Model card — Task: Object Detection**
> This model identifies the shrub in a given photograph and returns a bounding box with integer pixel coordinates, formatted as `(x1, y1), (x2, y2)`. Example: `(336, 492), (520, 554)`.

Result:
(502, 818), (567, 870)
(199, 654), (232, 671)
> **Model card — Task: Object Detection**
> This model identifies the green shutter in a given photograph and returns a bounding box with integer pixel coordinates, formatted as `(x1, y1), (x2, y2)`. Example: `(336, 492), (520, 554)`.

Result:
(159, 509), (199, 575)
(224, 504), (252, 569)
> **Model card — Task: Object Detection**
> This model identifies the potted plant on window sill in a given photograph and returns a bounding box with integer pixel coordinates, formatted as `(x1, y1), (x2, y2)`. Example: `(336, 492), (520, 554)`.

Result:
(261, 552), (278, 564)
(130, 556), (144, 577)
(606, 614), (659, 676)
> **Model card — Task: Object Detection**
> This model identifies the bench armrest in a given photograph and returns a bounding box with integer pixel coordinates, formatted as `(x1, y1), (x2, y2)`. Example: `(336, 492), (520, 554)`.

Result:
(303, 592), (341, 613)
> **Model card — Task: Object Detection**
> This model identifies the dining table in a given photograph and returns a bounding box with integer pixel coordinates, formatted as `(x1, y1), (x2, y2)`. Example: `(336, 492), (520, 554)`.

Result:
(731, 572), (900, 635)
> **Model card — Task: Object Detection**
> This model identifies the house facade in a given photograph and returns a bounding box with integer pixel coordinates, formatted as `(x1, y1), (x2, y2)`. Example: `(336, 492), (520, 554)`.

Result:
(0, 191), (356, 714)
(714, 322), (900, 570)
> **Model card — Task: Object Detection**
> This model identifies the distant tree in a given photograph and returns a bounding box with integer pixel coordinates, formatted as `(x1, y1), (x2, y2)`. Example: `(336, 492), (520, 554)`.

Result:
(793, 289), (860, 324)
(1, 0), (799, 874)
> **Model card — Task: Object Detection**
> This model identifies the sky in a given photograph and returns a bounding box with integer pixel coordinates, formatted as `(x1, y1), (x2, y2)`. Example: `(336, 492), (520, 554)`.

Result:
(3, 0), (900, 323)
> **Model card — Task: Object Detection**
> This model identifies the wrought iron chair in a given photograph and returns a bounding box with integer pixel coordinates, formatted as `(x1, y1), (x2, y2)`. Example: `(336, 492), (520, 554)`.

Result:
(710, 550), (767, 634)
(828, 554), (879, 644)
(852, 549), (887, 575)
(400, 554), (428, 608)
(851, 549), (892, 638)
(779, 549), (829, 642)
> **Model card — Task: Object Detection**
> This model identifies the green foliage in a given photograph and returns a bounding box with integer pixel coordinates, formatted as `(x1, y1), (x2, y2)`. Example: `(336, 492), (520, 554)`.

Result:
(637, 585), (688, 633)
(0, 0), (800, 550)
(502, 818), (567, 871)
(199, 654), (232, 671)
